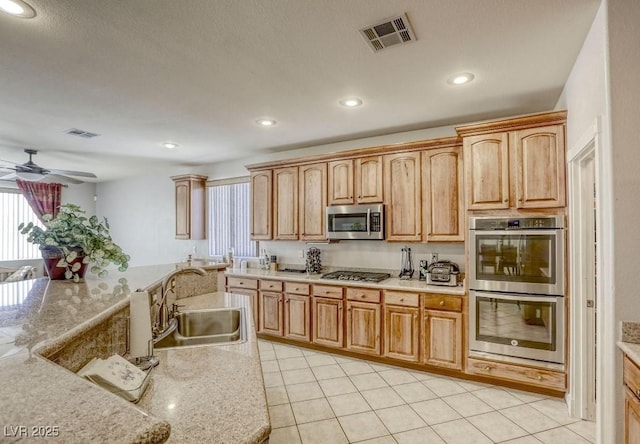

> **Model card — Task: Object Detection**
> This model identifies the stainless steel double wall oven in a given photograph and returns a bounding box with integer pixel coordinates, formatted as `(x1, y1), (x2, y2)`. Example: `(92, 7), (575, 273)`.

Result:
(468, 216), (565, 364)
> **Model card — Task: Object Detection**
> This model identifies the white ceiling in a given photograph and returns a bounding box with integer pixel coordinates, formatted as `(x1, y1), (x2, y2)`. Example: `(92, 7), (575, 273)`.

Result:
(0, 0), (601, 182)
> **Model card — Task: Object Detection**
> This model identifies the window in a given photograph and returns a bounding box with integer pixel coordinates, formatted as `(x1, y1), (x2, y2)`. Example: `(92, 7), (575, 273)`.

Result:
(0, 189), (44, 261)
(208, 179), (257, 257)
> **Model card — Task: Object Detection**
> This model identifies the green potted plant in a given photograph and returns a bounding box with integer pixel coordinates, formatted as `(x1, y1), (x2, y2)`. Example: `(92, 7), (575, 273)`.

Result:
(18, 203), (130, 281)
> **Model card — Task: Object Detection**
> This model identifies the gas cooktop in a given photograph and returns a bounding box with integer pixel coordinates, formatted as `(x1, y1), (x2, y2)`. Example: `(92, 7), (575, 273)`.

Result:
(321, 271), (391, 283)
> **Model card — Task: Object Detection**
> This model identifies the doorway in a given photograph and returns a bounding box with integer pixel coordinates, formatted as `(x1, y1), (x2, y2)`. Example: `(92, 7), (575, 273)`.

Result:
(568, 124), (599, 421)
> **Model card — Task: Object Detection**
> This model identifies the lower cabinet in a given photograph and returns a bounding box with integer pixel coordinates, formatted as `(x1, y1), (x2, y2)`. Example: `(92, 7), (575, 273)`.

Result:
(624, 354), (640, 443)
(260, 291), (283, 336)
(226, 277), (259, 330)
(259, 280), (310, 342)
(346, 300), (381, 356)
(313, 297), (344, 348)
(284, 294), (310, 342)
(466, 357), (565, 391)
(384, 291), (420, 363)
(423, 309), (462, 370)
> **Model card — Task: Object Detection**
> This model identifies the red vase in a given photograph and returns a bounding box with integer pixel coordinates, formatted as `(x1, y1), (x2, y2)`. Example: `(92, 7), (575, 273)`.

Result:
(41, 246), (88, 280)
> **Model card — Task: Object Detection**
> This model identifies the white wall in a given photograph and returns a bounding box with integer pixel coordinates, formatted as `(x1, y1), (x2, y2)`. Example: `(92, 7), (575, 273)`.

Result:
(96, 173), (208, 267)
(61, 182), (97, 214)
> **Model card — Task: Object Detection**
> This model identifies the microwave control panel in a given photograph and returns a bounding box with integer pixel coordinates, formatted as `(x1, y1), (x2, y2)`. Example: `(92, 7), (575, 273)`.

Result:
(370, 213), (381, 232)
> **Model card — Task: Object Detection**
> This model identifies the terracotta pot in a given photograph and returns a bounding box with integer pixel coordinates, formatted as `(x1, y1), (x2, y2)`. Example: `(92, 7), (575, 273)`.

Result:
(41, 246), (88, 280)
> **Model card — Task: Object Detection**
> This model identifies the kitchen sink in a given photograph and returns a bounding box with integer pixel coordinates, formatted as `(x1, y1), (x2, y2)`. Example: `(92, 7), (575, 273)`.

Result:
(154, 308), (247, 349)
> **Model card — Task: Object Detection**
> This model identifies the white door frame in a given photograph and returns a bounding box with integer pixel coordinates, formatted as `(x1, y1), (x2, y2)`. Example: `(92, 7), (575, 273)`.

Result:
(567, 118), (600, 421)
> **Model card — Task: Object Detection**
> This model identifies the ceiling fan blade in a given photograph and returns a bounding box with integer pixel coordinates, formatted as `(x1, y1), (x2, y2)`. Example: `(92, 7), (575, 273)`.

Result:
(42, 174), (83, 185)
(46, 169), (97, 178)
(0, 172), (17, 181)
(0, 159), (20, 165)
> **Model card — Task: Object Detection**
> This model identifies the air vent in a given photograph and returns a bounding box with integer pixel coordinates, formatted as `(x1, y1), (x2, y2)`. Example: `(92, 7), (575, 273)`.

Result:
(65, 128), (100, 138)
(359, 13), (416, 53)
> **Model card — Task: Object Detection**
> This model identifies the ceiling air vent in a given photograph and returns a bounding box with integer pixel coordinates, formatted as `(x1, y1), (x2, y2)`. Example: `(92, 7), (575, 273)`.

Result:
(359, 13), (416, 53)
(65, 128), (100, 139)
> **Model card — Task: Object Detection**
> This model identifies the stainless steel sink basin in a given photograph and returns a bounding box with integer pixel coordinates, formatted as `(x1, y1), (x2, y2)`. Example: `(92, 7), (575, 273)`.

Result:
(154, 308), (247, 349)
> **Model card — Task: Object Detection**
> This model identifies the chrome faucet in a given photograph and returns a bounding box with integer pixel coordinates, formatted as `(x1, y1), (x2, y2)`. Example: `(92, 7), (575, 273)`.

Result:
(153, 267), (207, 338)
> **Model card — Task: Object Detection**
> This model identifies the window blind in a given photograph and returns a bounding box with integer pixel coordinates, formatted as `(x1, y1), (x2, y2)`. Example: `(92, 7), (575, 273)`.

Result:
(0, 190), (43, 261)
(208, 181), (257, 257)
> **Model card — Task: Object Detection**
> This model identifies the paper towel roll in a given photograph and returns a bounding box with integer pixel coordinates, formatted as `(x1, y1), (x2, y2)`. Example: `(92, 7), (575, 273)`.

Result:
(129, 291), (153, 358)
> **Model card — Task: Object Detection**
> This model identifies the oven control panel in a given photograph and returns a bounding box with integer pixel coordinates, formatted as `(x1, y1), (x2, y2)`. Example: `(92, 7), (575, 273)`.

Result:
(470, 216), (564, 230)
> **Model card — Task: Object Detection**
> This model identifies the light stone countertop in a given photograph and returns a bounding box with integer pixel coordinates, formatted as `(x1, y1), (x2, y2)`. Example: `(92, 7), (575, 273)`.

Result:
(0, 262), (268, 444)
(619, 341), (640, 366)
(225, 268), (466, 295)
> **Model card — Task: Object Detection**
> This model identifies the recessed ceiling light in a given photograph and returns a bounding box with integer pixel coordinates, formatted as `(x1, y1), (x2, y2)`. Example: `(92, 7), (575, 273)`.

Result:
(339, 98), (363, 108)
(447, 73), (475, 85)
(0, 0), (36, 18)
(256, 119), (277, 127)
(161, 142), (179, 149)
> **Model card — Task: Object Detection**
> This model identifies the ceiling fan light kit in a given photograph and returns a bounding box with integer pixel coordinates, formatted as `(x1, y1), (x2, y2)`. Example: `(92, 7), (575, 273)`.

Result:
(0, 149), (97, 185)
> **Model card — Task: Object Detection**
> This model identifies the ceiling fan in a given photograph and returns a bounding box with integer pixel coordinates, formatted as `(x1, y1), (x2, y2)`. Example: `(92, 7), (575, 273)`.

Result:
(0, 149), (97, 184)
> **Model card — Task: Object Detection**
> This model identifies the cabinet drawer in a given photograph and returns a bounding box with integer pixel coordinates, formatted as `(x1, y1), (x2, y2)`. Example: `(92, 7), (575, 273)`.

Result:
(261, 280), (283, 292)
(346, 287), (381, 303)
(285, 282), (310, 295)
(625, 355), (640, 397)
(226, 277), (258, 290)
(384, 291), (420, 307)
(466, 357), (566, 391)
(424, 294), (462, 312)
(313, 285), (343, 299)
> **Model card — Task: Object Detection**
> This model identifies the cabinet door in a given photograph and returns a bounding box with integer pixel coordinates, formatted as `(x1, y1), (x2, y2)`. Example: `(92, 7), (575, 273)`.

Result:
(328, 159), (354, 205)
(174, 179), (191, 239)
(299, 163), (327, 240)
(250, 171), (272, 240)
(463, 133), (510, 210)
(384, 306), (419, 362)
(513, 125), (566, 209)
(383, 152), (422, 241)
(172, 175), (206, 240)
(346, 301), (381, 355)
(422, 147), (464, 242)
(228, 288), (259, 331)
(284, 294), (310, 342)
(355, 156), (383, 203)
(423, 310), (462, 370)
(313, 297), (343, 348)
(259, 291), (283, 336)
(273, 167), (298, 240)
(626, 388), (640, 444)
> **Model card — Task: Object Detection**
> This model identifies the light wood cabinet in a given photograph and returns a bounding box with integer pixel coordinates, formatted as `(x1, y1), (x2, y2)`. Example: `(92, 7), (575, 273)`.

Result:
(259, 291), (283, 336)
(284, 293), (310, 342)
(625, 355), (640, 444)
(513, 125), (566, 208)
(226, 277), (260, 330)
(171, 174), (207, 240)
(346, 299), (381, 356)
(463, 133), (510, 210)
(423, 310), (462, 370)
(384, 304), (420, 363)
(250, 171), (272, 240)
(458, 113), (566, 211)
(355, 156), (383, 203)
(299, 163), (327, 240)
(273, 167), (298, 240)
(327, 159), (354, 205)
(422, 147), (464, 241)
(384, 152), (421, 241)
(313, 297), (343, 348)
(466, 357), (566, 391)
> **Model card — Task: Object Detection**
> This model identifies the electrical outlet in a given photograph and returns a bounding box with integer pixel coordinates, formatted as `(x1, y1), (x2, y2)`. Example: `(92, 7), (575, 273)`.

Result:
(431, 253), (438, 263)
(298, 249), (305, 258)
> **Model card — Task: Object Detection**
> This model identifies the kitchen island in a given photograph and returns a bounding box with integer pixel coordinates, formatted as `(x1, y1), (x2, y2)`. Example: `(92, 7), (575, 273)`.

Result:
(0, 263), (269, 443)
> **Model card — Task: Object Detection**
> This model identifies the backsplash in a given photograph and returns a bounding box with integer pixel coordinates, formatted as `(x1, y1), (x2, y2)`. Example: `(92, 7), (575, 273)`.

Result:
(258, 241), (466, 274)
(622, 322), (640, 344)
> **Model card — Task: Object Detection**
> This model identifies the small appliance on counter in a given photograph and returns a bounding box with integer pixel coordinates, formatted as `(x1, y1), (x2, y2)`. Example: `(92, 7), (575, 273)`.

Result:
(426, 260), (460, 286)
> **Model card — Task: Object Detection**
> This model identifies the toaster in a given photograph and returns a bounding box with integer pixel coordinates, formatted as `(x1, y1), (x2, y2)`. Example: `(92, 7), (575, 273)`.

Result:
(426, 260), (460, 287)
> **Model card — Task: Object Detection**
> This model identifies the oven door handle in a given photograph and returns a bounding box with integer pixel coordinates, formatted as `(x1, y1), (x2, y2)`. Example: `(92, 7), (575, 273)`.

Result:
(472, 290), (561, 303)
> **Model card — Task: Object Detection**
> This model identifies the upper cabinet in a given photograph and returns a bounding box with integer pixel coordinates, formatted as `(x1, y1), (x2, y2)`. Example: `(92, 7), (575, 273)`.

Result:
(299, 163), (327, 240)
(422, 147), (464, 241)
(171, 174), (207, 240)
(457, 111), (567, 211)
(384, 152), (422, 241)
(250, 171), (272, 240)
(273, 167), (298, 240)
(327, 156), (383, 205)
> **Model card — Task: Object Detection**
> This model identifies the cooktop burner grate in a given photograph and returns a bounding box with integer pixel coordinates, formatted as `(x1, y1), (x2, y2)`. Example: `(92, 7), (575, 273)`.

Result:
(321, 271), (391, 283)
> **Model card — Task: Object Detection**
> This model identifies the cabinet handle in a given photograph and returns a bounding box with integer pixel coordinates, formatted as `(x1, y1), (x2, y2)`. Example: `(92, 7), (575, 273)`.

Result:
(503, 198), (508, 203)
(400, 298), (404, 302)
(484, 366), (491, 371)
(286, 299), (290, 304)
(347, 308), (351, 312)
(636, 388), (640, 398)
(360, 294), (365, 298)
(239, 282), (244, 285)
(439, 300), (445, 306)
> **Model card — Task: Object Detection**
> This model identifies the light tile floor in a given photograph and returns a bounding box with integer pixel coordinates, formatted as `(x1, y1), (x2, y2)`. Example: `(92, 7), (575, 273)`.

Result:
(260, 340), (595, 444)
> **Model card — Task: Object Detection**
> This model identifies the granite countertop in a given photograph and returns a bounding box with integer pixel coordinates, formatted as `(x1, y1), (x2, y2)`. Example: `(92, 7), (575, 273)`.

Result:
(618, 322), (640, 366)
(0, 262), (268, 444)
(225, 268), (466, 296)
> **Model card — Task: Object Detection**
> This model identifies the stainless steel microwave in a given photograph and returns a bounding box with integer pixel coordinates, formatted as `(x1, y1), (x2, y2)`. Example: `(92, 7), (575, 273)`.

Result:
(326, 204), (384, 240)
